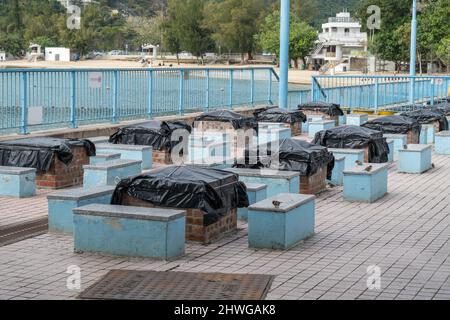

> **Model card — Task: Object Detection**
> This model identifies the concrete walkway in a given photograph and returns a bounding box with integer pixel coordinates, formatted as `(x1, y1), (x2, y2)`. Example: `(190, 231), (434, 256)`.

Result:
(0, 154), (449, 300)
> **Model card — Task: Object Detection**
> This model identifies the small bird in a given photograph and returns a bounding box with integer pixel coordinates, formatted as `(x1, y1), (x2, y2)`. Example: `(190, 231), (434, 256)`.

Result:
(404, 145), (408, 150)
(364, 165), (373, 172)
(355, 160), (363, 166)
(272, 200), (282, 208)
(432, 163), (436, 169)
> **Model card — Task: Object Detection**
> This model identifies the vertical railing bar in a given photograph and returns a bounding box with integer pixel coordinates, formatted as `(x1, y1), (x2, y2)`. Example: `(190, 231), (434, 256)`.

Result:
(179, 69), (184, 115)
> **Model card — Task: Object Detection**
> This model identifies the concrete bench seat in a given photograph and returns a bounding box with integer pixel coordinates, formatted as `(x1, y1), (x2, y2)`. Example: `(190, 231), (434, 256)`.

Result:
(96, 143), (152, 170)
(346, 114), (369, 126)
(90, 153), (121, 165)
(343, 163), (389, 203)
(83, 159), (142, 188)
(420, 124), (435, 145)
(248, 193), (316, 250)
(308, 120), (335, 139)
(435, 131), (450, 155)
(47, 186), (116, 233)
(386, 139), (395, 163)
(73, 204), (185, 259)
(302, 115), (325, 134)
(258, 127), (292, 145)
(398, 144), (433, 174)
(0, 166), (36, 198)
(225, 168), (300, 198)
(329, 156), (345, 186)
(238, 183), (268, 221)
(383, 134), (407, 155)
(328, 148), (365, 170)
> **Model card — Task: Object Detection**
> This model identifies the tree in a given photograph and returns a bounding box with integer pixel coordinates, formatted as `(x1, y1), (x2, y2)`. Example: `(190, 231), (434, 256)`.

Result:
(203, 0), (265, 62)
(436, 38), (450, 72)
(125, 15), (163, 48)
(255, 11), (318, 68)
(163, 0), (213, 63)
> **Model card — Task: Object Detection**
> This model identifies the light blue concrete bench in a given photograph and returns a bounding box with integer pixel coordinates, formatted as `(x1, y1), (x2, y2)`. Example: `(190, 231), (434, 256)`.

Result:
(248, 193), (315, 250)
(302, 115), (325, 134)
(447, 117), (450, 128)
(308, 120), (335, 139)
(258, 122), (284, 130)
(420, 124), (435, 145)
(258, 127), (292, 145)
(398, 145), (433, 174)
(0, 166), (36, 198)
(435, 131), (450, 155)
(328, 148), (365, 170)
(238, 183), (268, 221)
(90, 153), (121, 165)
(386, 139), (395, 163)
(339, 114), (347, 125)
(343, 163), (389, 203)
(346, 114), (369, 126)
(329, 156), (345, 186)
(83, 159), (142, 188)
(96, 143), (152, 170)
(73, 204), (186, 259)
(88, 136), (110, 144)
(225, 168), (300, 198)
(383, 134), (407, 155)
(47, 186), (116, 234)
(189, 140), (230, 162)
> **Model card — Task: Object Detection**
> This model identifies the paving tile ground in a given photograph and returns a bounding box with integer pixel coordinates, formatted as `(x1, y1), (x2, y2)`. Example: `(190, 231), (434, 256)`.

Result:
(0, 152), (449, 300)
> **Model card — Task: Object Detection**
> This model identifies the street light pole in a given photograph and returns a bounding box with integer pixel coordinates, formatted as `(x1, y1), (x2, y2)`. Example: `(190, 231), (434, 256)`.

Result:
(279, 0), (290, 109)
(409, 0), (417, 104)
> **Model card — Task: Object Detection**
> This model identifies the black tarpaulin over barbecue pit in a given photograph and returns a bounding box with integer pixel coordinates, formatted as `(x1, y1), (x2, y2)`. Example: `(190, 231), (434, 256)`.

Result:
(298, 101), (345, 116)
(0, 137), (96, 173)
(428, 102), (450, 116)
(401, 109), (449, 131)
(311, 125), (389, 163)
(254, 108), (307, 124)
(194, 110), (258, 131)
(109, 120), (192, 152)
(362, 115), (421, 135)
(111, 166), (249, 226)
(234, 139), (335, 179)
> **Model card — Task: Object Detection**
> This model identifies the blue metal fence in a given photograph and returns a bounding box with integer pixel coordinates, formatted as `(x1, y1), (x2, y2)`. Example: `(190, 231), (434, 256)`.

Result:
(1, 68), (449, 135)
(311, 75), (450, 112)
(0, 67), (279, 134)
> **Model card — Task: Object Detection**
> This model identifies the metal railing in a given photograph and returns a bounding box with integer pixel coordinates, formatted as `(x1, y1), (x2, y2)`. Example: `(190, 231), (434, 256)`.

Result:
(0, 67), (279, 134)
(311, 75), (450, 112)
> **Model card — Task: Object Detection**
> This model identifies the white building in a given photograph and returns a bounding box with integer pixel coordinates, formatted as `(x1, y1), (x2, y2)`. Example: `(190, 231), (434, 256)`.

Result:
(45, 47), (71, 62)
(0, 52), (6, 61)
(308, 11), (368, 72)
(142, 44), (159, 59)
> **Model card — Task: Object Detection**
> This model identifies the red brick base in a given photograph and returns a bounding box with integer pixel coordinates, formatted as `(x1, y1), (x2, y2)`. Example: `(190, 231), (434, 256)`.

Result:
(286, 122), (302, 137)
(300, 164), (328, 195)
(36, 146), (89, 189)
(121, 195), (237, 244)
(406, 130), (420, 144)
(153, 149), (173, 165)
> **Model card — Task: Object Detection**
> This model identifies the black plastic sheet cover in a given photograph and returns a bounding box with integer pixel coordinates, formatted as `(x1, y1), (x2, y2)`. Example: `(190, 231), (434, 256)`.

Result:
(311, 125), (389, 163)
(298, 101), (345, 116)
(0, 137), (96, 173)
(401, 109), (449, 131)
(111, 166), (249, 225)
(362, 115), (421, 135)
(253, 105), (278, 117)
(429, 102), (450, 116)
(255, 108), (307, 124)
(109, 120), (192, 152)
(194, 110), (258, 130)
(234, 139), (335, 179)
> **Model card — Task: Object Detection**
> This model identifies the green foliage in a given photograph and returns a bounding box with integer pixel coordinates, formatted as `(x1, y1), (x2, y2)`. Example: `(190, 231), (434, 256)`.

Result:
(255, 10), (318, 67)
(203, 0), (265, 59)
(436, 38), (450, 67)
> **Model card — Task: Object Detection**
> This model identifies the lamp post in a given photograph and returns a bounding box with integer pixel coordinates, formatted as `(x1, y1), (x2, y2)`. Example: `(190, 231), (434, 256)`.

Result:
(409, 0), (417, 104)
(279, 0), (290, 109)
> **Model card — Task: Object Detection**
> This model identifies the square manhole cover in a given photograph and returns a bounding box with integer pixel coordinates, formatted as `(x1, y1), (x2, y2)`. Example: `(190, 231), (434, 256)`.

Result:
(79, 270), (274, 300)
